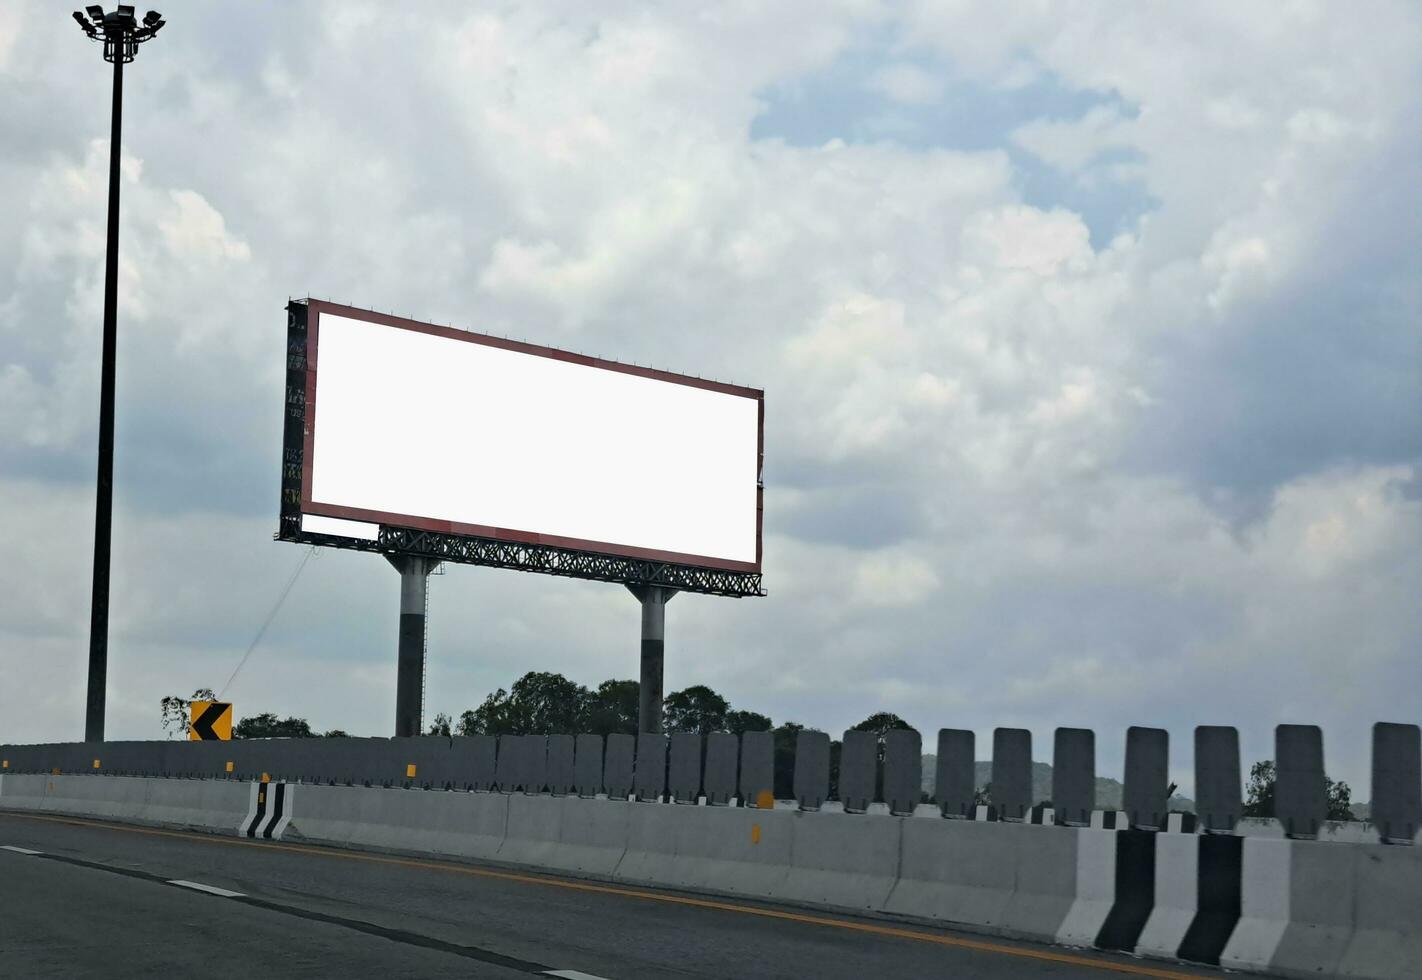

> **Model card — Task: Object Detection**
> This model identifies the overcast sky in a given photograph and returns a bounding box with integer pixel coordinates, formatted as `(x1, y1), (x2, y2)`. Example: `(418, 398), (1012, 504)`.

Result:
(2, 2), (1418, 796)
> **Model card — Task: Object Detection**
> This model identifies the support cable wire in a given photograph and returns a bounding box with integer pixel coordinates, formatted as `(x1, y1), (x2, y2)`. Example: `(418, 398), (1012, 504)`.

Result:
(218, 546), (315, 699)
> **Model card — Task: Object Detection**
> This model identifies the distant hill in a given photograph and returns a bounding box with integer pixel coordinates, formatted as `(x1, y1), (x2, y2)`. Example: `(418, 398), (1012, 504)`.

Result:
(920, 756), (1196, 812)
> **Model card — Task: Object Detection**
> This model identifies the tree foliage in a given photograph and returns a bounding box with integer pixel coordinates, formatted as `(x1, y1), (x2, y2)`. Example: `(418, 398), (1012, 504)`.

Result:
(663, 685), (730, 735)
(159, 687), (215, 739)
(726, 710), (773, 735)
(1243, 758), (1355, 821)
(585, 680), (640, 736)
(234, 712), (313, 739)
(427, 712), (452, 737)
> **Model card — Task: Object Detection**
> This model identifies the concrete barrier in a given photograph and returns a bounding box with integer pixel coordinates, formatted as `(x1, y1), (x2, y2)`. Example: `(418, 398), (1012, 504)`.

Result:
(703, 732), (737, 806)
(553, 794), (629, 875)
(7, 761), (1421, 980)
(884, 817), (1016, 930)
(1135, 831), (1200, 959)
(286, 782), (507, 860)
(999, 823), (1081, 941)
(1220, 836), (1292, 972)
(1055, 828), (1118, 947)
(499, 792), (565, 866)
(573, 734), (602, 798)
(781, 808), (900, 910)
(1339, 841), (1422, 977)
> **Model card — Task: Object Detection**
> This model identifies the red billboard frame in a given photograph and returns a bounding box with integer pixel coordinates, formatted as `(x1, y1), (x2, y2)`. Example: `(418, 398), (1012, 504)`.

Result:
(300, 300), (764, 574)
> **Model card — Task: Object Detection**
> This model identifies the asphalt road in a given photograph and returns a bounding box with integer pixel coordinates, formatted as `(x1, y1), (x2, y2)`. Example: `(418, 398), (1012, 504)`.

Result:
(0, 810), (1227, 980)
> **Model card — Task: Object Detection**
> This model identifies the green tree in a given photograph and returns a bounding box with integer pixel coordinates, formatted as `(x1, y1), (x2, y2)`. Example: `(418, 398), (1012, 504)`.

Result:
(1243, 759), (1356, 821)
(584, 679), (639, 736)
(726, 710), (772, 735)
(158, 687), (215, 739)
(457, 671), (590, 735)
(427, 712), (452, 737)
(663, 685), (730, 735)
(234, 713), (313, 739)
(322, 729), (349, 738)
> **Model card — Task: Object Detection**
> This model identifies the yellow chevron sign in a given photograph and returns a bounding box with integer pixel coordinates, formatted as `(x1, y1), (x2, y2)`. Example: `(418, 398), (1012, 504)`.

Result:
(189, 701), (233, 741)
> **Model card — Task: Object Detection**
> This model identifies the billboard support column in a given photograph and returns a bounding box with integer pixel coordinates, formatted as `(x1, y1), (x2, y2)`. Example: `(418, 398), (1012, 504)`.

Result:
(388, 555), (438, 737)
(629, 585), (676, 734)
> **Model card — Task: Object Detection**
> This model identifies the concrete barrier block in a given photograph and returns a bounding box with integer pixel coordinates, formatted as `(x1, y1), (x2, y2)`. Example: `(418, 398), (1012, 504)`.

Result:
(0, 773), (47, 809)
(999, 822), (1082, 941)
(289, 782), (508, 860)
(636, 803), (793, 898)
(389, 736), (456, 790)
(781, 810), (901, 910)
(1276, 724), (1326, 839)
(883, 730), (922, 816)
(555, 795), (630, 875)
(1267, 839), (1357, 977)
(839, 731), (876, 813)
(1371, 722), (1421, 845)
(703, 732), (737, 806)
(668, 733), (701, 803)
(935, 729), (975, 819)
(1053, 729), (1095, 827)
(886, 818), (1024, 932)
(1055, 829), (1118, 947)
(499, 792), (565, 867)
(993, 728), (1032, 822)
(604, 734), (634, 799)
(1220, 836), (1292, 971)
(525, 735), (549, 794)
(739, 731), (773, 807)
(1123, 727), (1168, 831)
(454, 735), (497, 791)
(573, 734), (603, 798)
(634, 734), (667, 802)
(794, 730), (830, 810)
(1134, 832), (1199, 959)
(546, 735), (575, 796)
(1195, 726), (1241, 834)
(1338, 842), (1422, 978)
(144, 777), (251, 830)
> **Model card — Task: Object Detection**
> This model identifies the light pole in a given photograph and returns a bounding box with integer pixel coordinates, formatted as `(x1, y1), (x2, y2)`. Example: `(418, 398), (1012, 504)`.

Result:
(72, 6), (166, 743)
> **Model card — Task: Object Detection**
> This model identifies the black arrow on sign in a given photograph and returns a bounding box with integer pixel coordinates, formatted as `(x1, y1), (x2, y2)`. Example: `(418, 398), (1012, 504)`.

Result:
(192, 702), (230, 741)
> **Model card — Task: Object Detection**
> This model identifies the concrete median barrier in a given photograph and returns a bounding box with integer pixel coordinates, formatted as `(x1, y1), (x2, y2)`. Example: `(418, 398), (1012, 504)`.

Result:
(885, 817), (1018, 931)
(553, 795), (630, 876)
(782, 810), (901, 910)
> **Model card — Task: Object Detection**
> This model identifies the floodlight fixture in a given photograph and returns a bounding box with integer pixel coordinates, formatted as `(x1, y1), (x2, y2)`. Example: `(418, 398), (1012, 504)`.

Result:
(73, 4), (164, 62)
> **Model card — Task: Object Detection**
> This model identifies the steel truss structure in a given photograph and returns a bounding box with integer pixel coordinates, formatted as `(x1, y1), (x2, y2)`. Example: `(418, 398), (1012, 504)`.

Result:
(277, 300), (764, 599)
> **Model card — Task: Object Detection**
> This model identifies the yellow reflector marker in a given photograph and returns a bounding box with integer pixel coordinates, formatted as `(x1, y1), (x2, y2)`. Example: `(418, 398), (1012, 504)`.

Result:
(52, 767), (60, 776)
(406, 764), (417, 778)
(93, 759), (101, 769)
(755, 789), (774, 809)
(2, 760), (8, 769)
(225, 761), (234, 773)
(751, 823), (761, 844)
(261, 772), (270, 783)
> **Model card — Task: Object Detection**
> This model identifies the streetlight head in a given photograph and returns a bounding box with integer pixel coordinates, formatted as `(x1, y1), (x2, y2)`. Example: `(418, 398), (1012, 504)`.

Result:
(143, 10), (161, 26)
(85, 4), (104, 20)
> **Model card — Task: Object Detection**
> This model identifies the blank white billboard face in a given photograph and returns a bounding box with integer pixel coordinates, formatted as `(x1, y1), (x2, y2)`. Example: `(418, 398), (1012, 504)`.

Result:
(305, 309), (761, 570)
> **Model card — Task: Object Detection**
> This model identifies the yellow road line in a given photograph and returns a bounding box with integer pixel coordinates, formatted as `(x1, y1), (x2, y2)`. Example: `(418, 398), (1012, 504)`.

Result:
(0, 810), (1207, 979)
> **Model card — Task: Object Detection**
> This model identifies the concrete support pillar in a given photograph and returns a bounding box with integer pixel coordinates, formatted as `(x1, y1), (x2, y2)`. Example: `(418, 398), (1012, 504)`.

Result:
(628, 585), (675, 734)
(388, 555), (437, 738)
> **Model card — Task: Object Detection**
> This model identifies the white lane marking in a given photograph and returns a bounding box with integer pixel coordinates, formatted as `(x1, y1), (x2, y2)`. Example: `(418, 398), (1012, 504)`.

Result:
(0, 845), (42, 855)
(543, 972), (615, 980)
(167, 879), (246, 898)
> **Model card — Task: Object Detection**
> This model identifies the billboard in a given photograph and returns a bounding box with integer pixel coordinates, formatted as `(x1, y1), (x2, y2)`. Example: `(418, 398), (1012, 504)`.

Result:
(279, 300), (764, 597)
